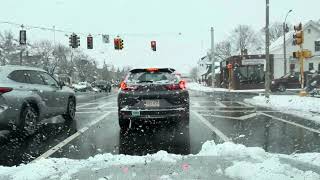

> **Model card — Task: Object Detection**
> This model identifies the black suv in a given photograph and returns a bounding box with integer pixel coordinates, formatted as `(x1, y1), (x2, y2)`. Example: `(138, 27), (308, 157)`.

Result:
(117, 68), (189, 130)
(92, 80), (111, 92)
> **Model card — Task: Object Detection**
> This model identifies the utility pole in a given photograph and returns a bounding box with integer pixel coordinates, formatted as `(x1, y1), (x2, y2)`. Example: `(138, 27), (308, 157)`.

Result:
(211, 27), (215, 88)
(265, 0), (271, 98)
(283, 22), (287, 75)
(283, 10), (293, 75)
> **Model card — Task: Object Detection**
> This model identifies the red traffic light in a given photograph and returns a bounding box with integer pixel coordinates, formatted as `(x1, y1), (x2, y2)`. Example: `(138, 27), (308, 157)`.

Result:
(87, 35), (93, 49)
(151, 41), (156, 51)
(114, 38), (120, 50)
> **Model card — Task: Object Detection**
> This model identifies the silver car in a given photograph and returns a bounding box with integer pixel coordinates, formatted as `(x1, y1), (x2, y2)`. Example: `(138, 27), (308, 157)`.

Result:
(0, 65), (76, 135)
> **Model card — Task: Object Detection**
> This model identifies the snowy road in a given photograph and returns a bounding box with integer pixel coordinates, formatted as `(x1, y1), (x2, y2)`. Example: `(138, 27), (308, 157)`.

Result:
(0, 90), (320, 167)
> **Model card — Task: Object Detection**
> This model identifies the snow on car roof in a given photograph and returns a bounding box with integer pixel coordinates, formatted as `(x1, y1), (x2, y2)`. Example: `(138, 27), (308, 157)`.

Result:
(0, 65), (46, 72)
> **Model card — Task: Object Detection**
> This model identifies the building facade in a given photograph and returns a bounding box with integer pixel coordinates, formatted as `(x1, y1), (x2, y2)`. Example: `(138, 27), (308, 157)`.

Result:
(270, 20), (320, 79)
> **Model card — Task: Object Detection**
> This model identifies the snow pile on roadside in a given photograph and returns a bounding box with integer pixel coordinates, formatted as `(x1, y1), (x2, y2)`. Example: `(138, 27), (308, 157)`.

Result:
(186, 82), (214, 92)
(244, 95), (320, 123)
(187, 82), (264, 92)
(0, 141), (319, 180)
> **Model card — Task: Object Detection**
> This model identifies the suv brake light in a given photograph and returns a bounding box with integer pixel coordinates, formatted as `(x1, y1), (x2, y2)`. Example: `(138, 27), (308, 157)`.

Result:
(120, 81), (137, 91)
(146, 68), (159, 72)
(179, 80), (186, 90)
(166, 80), (186, 90)
(0, 87), (13, 94)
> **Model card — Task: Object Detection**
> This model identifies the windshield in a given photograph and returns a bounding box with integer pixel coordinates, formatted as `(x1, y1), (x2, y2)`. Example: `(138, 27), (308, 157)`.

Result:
(1, 1), (320, 180)
(127, 71), (178, 84)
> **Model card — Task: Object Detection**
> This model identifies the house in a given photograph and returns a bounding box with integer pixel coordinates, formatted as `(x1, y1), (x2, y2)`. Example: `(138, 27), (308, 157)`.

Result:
(197, 55), (220, 86)
(270, 20), (320, 79)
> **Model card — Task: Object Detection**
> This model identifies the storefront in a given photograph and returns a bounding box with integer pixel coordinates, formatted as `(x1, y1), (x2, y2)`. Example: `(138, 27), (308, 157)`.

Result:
(219, 55), (274, 90)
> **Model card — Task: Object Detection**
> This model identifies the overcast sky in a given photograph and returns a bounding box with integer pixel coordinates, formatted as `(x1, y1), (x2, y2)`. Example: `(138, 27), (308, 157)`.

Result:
(0, 0), (319, 73)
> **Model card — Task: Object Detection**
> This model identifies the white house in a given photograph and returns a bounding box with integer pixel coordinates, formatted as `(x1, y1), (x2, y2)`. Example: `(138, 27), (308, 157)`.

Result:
(270, 20), (320, 79)
(197, 56), (220, 84)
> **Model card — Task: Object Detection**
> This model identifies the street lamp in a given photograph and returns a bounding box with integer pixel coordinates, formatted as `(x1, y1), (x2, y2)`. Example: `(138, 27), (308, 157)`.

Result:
(283, 9), (293, 75)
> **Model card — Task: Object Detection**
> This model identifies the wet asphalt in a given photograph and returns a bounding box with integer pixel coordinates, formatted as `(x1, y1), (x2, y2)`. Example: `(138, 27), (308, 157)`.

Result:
(0, 89), (319, 167)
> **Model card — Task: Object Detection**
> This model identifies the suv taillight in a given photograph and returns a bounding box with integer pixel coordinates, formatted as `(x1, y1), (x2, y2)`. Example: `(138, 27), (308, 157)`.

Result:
(0, 87), (13, 94)
(166, 80), (186, 90)
(120, 81), (137, 91)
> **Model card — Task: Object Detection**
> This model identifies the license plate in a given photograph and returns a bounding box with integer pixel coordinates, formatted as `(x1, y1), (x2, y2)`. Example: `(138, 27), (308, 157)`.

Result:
(131, 110), (140, 117)
(144, 100), (160, 107)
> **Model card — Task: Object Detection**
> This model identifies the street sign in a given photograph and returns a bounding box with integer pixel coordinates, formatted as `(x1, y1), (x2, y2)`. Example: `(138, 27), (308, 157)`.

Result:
(102, 34), (110, 43)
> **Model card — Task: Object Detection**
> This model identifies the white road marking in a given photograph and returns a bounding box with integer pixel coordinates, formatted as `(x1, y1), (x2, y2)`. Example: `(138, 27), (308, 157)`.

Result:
(259, 112), (320, 134)
(192, 102), (201, 107)
(236, 101), (253, 107)
(32, 112), (112, 162)
(77, 103), (99, 108)
(195, 109), (278, 113)
(199, 112), (258, 120)
(216, 101), (227, 107)
(77, 102), (116, 110)
(191, 110), (231, 142)
(238, 113), (258, 120)
(76, 111), (117, 114)
(192, 106), (254, 109)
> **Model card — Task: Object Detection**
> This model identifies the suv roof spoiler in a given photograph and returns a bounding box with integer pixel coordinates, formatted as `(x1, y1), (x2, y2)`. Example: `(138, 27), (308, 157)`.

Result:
(129, 68), (176, 73)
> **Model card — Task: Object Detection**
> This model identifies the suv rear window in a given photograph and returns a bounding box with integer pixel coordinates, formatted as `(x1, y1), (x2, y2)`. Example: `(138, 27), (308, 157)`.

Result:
(127, 71), (178, 84)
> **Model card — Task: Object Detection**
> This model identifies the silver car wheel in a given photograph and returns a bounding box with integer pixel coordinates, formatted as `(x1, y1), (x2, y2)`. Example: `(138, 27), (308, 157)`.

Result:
(68, 100), (76, 119)
(23, 107), (38, 134)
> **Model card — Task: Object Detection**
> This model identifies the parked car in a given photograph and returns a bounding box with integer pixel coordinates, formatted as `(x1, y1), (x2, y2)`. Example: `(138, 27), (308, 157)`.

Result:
(73, 82), (92, 92)
(92, 80), (112, 92)
(271, 72), (301, 92)
(0, 65), (76, 135)
(271, 72), (316, 92)
(117, 68), (189, 130)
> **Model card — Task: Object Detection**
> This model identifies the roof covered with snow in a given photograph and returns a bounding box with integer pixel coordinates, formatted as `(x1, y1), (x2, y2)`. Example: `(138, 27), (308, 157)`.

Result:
(270, 20), (320, 52)
(270, 31), (294, 52)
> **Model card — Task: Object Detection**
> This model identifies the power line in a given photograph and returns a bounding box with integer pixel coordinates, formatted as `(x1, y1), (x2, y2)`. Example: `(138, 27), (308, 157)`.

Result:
(0, 20), (182, 37)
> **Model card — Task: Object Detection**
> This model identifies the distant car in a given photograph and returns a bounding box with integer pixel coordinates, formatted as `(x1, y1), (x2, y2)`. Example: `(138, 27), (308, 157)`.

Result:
(73, 82), (92, 92)
(271, 72), (315, 92)
(92, 80), (111, 93)
(0, 65), (76, 135)
(271, 72), (301, 92)
(117, 68), (190, 130)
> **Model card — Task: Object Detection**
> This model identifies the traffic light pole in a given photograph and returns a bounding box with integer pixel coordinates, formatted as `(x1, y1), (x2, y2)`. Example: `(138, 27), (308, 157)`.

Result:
(265, 0), (271, 98)
(300, 44), (305, 89)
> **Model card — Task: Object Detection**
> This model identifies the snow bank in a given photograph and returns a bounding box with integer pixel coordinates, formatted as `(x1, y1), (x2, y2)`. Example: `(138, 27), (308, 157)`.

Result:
(0, 141), (319, 180)
(245, 95), (320, 123)
(187, 82), (264, 93)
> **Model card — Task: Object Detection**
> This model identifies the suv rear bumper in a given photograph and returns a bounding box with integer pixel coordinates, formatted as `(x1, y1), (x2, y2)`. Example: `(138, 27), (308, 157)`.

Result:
(119, 107), (188, 119)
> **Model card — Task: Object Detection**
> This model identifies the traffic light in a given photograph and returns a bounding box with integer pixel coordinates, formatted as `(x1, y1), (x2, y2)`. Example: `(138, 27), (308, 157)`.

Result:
(87, 35), (93, 49)
(151, 41), (156, 51)
(114, 37), (124, 50)
(76, 35), (80, 48)
(19, 30), (26, 45)
(69, 35), (74, 47)
(293, 51), (301, 59)
(293, 23), (304, 46)
(69, 33), (80, 48)
(114, 38), (120, 50)
(119, 39), (124, 50)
